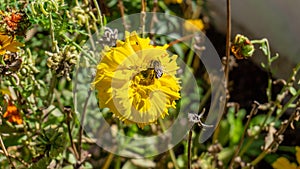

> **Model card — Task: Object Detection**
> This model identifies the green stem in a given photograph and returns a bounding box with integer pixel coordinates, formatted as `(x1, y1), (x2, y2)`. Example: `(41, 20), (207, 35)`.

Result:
(0, 135), (16, 169)
(199, 87), (211, 111)
(85, 18), (96, 51)
(65, 108), (79, 160)
(186, 48), (195, 68)
(78, 87), (93, 162)
(187, 129), (193, 169)
(158, 119), (180, 169)
(102, 152), (115, 169)
(275, 89), (300, 120)
(238, 137), (254, 157)
(251, 39), (273, 102)
(73, 67), (79, 119)
(115, 156), (121, 169)
(46, 71), (57, 106)
(92, 0), (104, 28)
(49, 13), (59, 53)
(47, 13), (59, 107)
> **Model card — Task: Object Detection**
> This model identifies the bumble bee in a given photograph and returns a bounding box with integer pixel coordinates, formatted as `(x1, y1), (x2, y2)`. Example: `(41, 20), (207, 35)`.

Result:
(149, 60), (163, 79)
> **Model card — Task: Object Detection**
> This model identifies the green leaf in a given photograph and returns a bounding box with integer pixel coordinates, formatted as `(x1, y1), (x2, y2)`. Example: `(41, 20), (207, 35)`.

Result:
(122, 161), (138, 169)
(289, 87), (297, 96)
(176, 155), (185, 168)
(261, 62), (266, 69)
(217, 120), (230, 146)
(107, 0), (118, 7)
(66, 152), (77, 164)
(218, 147), (235, 165)
(62, 165), (74, 169)
(172, 43), (184, 59)
(30, 157), (51, 169)
(288, 103), (296, 108)
(83, 162), (93, 169)
(250, 114), (274, 126)
(103, 15), (107, 26)
(131, 159), (156, 168)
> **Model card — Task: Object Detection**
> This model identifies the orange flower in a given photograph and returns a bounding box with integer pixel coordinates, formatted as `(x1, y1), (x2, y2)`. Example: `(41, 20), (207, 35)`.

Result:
(0, 9), (30, 36)
(3, 101), (22, 124)
(0, 34), (24, 55)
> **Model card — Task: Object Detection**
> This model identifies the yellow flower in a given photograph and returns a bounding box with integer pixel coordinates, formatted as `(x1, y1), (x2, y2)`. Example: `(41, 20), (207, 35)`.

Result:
(0, 34), (24, 55)
(184, 19), (204, 32)
(93, 32), (181, 128)
(272, 146), (300, 169)
(164, 0), (183, 4)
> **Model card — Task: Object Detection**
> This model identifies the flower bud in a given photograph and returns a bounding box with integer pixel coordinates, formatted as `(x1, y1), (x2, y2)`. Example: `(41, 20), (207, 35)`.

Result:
(231, 34), (255, 59)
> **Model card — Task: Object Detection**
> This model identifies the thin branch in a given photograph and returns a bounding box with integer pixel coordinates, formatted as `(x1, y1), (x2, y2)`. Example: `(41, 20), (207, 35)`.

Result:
(149, 0), (158, 40)
(92, 0), (104, 29)
(118, 0), (129, 31)
(158, 119), (180, 169)
(101, 152), (115, 169)
(85, 18), (96, 52)
(0, 135), (16, 169)
(187, 129), (193, 169)
(140, 0), (146, 37)
(46, 13), (59, 107)
(0, 150), (29, 167)
(78, 85), (93, 161)
(65, 107), (79, 160)
(228, 101), (259, 168)
(168, 34), (194, 48)
(49, 13), (59, 53)
(224, 0), (231, 94)
(213, 0), (232, 151)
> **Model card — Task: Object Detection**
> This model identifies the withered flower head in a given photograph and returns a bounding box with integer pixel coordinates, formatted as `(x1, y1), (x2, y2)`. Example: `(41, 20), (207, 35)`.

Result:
(0, 8), (30, 36)
(231, 34), (255, 59)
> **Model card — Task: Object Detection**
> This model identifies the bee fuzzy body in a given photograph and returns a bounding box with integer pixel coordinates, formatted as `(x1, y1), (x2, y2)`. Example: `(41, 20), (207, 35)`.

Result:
(149, 60), (163, 79)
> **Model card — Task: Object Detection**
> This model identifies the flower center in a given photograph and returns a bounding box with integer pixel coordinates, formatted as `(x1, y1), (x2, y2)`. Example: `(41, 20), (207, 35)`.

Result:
(132, 68), (156, 86)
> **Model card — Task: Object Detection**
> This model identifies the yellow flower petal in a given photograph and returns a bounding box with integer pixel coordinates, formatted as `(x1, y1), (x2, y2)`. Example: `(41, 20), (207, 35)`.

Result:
(272, 157), (298, 169)
(0, 34), (24, 54)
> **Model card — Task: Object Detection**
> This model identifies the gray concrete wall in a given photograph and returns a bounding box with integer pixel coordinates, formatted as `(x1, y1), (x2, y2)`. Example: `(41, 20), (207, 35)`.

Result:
(207, 0), (300, 79)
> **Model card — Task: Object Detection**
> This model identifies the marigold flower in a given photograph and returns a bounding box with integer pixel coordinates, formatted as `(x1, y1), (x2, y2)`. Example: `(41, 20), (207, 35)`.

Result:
(272, 146), (300, 169)
(3, 101), (22, 124)
(0, 34), (24, 55)
(93, 32), (181, 128)
(184, 19), (205, 32)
